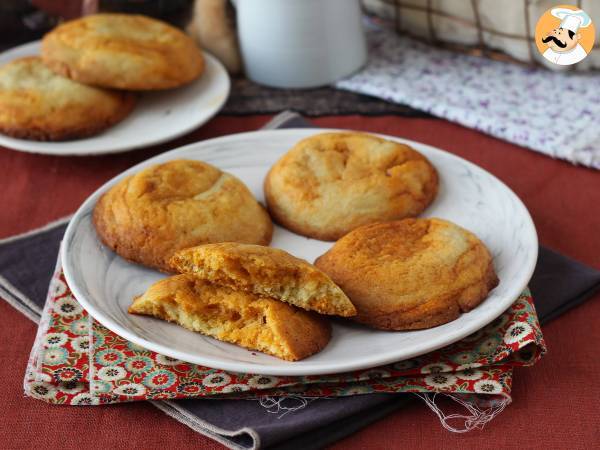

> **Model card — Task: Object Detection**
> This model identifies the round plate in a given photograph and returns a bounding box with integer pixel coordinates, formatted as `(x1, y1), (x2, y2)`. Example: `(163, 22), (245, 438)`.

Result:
(62, 129), (538, 376)
(0, 41), (230, 155)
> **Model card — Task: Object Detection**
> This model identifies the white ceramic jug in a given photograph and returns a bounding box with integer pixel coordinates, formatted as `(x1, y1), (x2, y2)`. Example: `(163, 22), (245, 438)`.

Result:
(230, 0), (368, 88)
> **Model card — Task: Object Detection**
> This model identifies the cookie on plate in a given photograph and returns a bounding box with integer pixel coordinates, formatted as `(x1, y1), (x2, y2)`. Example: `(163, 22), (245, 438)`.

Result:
(0, 57), (135, 141)
(170, 243), (356, 317)
(42, 14), (204, 90)
(129, 274), (331, 361)
(93, 160), (273, 272)
(314, 218), (498, 330)
(264, 132), (438, 241)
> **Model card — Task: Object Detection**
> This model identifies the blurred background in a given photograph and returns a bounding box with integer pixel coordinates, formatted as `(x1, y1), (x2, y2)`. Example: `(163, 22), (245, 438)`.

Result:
(0, 1), (194, 51)
(2, 0), (599, 168)
(3, 0), (599, 69)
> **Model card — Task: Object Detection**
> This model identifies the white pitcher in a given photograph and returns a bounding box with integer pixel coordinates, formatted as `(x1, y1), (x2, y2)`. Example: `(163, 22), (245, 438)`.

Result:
(230, 0), (368, 88)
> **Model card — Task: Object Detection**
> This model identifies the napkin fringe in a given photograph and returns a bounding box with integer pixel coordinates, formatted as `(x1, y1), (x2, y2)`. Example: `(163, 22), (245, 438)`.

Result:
(255, 392), (510, 430)
(257, 395), (318, 418)
(415, 392), (510, 433)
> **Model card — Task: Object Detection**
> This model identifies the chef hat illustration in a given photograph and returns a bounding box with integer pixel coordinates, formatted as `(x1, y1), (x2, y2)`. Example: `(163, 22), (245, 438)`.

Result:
(551, 8), (592, 33)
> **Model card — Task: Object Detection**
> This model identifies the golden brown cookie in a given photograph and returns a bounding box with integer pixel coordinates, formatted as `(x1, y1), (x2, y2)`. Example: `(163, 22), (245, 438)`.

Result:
(129, 274), (331, 361)
(42, 14), (204, 90)
(170, 243), (356, 317)
(0, 57), (135, 141)
(93, 160), (273, 272)
(314, 218), (499, 330)
(264, 132), (438, 241)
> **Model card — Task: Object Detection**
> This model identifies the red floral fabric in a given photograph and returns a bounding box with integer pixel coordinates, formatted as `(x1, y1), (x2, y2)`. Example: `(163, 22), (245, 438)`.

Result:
(24, 267), (546, 406)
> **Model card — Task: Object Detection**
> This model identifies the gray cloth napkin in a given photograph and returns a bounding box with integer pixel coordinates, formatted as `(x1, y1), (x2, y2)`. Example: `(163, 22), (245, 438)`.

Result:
(1, 112), (599, 449)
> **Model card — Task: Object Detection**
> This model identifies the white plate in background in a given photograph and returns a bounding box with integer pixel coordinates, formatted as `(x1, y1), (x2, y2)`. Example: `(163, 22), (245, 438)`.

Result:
(0, 41), (230, 155)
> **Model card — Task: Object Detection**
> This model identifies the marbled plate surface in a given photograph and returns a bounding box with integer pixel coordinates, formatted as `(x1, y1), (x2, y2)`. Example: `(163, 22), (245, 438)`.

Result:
(62, 129), (538, 376)
(0, 41), (230, 155)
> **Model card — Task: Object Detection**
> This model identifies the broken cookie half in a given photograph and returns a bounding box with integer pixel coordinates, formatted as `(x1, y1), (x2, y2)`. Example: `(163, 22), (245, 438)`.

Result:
(129, 274), (331, 361)
(169, 243), (357, 317)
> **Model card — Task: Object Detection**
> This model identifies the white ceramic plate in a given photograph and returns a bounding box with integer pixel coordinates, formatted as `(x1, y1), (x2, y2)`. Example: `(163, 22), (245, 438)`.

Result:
(62, 129), (538, 376)
(0, 41), (230, 155)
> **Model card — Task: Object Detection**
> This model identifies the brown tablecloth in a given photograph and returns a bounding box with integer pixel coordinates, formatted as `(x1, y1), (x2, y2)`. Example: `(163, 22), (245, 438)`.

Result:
(2, 115), (599, 448)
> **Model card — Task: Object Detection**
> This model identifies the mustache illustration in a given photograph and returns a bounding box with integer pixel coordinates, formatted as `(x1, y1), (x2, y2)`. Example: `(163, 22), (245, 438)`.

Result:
(542, 35), (567, 48)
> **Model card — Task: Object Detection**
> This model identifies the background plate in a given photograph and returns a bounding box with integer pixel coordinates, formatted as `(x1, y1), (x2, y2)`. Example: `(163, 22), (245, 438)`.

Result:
(62, 129), (538, 375)
(0, 41), (230, 155)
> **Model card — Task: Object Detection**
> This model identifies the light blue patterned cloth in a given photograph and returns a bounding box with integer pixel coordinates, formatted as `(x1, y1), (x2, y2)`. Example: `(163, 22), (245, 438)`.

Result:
(336, 28), (600, 169)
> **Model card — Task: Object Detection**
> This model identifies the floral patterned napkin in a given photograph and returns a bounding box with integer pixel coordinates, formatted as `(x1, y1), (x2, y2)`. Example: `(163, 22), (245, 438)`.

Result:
(24, 262), (546, 407)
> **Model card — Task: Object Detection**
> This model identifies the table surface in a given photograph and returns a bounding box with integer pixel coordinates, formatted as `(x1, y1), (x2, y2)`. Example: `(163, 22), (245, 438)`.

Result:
(2, 114), (599, 449)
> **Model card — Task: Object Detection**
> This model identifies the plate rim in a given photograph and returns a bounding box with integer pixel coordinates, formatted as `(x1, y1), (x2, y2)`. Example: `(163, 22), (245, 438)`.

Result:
(0, 40), (230, 155)
(62, 128), (539, 376)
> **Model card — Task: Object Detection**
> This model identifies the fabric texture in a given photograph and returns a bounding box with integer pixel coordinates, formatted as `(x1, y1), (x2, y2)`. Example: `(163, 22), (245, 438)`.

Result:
(362, 0), (600, 71)
(4, 209), (598, 448)
(0, 115), (596, 450)
(24, 266), (545, 405)
(335, 27), (600, 169)
(221, 78), (426, 117)
(4, 221), (548, 450)
(0, 113), (599, 449)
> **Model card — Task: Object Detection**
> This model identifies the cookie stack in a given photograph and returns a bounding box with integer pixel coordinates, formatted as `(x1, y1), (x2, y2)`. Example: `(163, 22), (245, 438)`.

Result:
(0, 14), (204, 141)
(93, 132), (499, 361)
